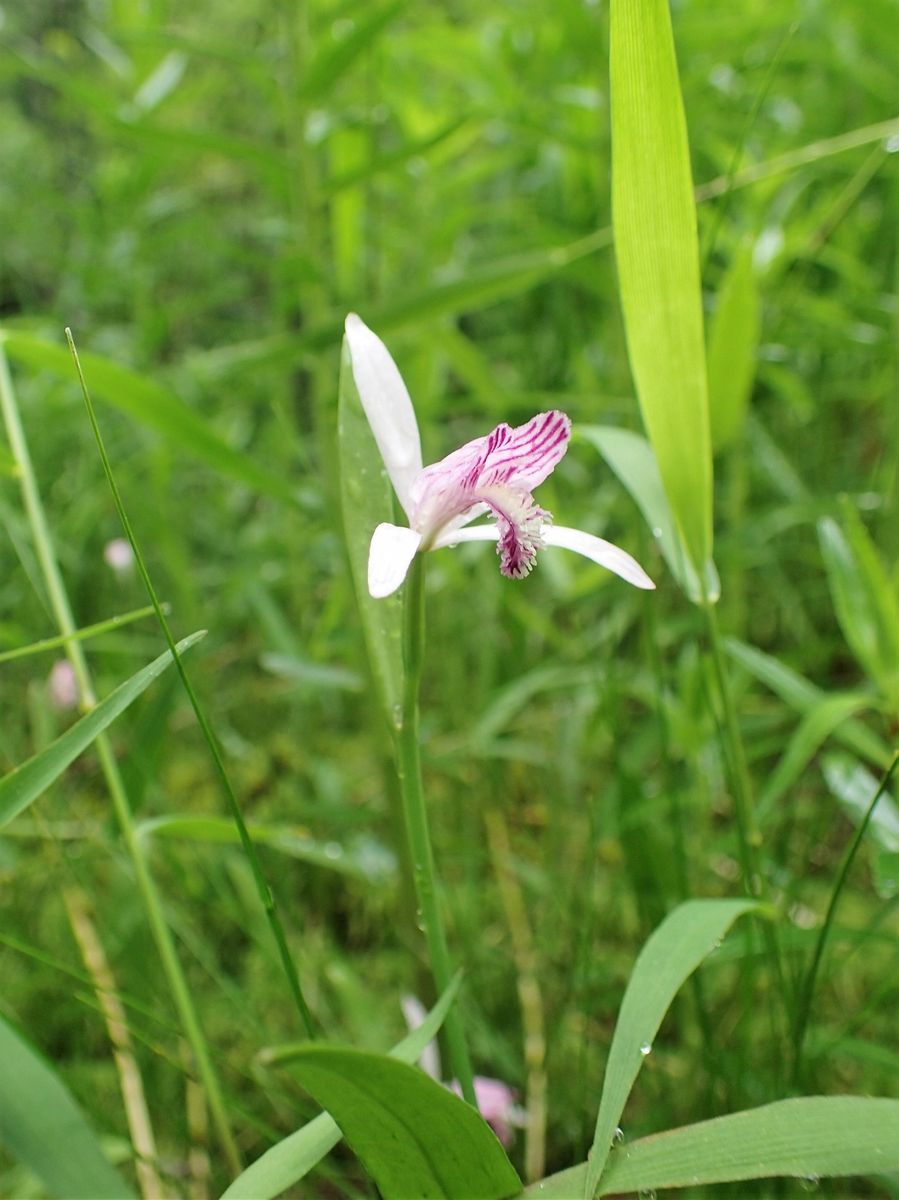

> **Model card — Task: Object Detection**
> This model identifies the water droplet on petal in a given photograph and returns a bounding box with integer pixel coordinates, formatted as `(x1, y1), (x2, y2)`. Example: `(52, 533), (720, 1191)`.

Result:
(639, 1042), (652, 1057)
(651, 526), (663, 539)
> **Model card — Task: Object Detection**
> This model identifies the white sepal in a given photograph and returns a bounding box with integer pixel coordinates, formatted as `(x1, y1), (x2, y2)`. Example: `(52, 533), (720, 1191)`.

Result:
(367, 522), (423, 598)
(345, 314), (423, 520)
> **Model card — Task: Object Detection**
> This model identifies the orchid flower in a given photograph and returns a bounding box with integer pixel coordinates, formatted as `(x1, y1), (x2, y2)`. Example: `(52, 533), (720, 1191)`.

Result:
(344, 314), (655, 598)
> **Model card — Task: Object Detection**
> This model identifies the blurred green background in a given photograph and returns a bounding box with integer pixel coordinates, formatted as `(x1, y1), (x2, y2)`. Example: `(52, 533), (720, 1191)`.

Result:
(1, 0), (897, 1195)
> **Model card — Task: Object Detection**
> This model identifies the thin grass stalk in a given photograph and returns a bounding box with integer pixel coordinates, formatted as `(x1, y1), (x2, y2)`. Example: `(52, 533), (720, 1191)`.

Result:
(792, 751), (899, 1086)
(0, 344), (242, 1175)
(485, 808), (546, 1182)
(65, 330), (316, 1040)
(396, 556), (476, 1107)
(0, 604), (160, 664)
(63, 885), (169, 1200)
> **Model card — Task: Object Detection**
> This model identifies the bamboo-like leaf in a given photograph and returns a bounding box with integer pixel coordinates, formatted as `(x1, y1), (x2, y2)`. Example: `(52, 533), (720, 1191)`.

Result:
(524, 1096), (899, 1197)
(0, 1013), (135, 1199)
(578, 425), (719, 603)
(724, 637), (893, 768)
(0, 632), (205, 828)
(819, 506), (899, 711)
(338, 336), (405, 729)
(222, 977), (463, 1200)
(287, 1047), (521, 1200)
(610, 0), (713, 578)
(707, 245), (761, 449)
(758, 691), (875, 820)
(0, 331), (296, 505)
(585, 899), (762, 1198)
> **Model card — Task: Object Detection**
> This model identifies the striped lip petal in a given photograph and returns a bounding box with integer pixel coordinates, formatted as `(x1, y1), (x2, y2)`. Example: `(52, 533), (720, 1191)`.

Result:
(345, 314), (423, 520)
(476, 411), (571, 490)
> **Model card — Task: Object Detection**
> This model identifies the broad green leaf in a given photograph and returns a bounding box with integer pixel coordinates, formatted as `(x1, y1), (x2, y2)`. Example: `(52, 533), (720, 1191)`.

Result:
(819, 506), (899, 711)
(724, 637), (892, 768)
(0, 331), (296, 505)
(758, 691), (874, 820)
(338, 337), (405, 729)
(585, 899), (762, 1198)
(222, 977), (463, 1200)
(0, 1013), (135, 1199)
(138, 814), (394, 882)
(578, 425), (719, 603)
(707, 245), (761, 449)
(0, 632), (205, 828)
(286, 1046), (521, 1200)
(610, 0), (713, 575)
(525, 1096), (899, 1197)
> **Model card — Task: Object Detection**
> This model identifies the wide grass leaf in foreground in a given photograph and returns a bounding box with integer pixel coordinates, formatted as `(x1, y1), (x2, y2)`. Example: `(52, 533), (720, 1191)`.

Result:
(287, 1046), (521, 1200)
(221, 976), (473, 1200)
(0, 1013), (135, 1200)
(524, 1096), (899, 1197)
(0, 631), (206, 827)
(610, 0), (713, 582)
(585, 898), (763, 1197)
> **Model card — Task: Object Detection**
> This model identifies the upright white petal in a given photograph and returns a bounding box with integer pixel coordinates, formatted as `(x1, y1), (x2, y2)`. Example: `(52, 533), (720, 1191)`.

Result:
(368, 522), (423, 598)
(543, 525), (655, 589)
(345, 314), (423, 520)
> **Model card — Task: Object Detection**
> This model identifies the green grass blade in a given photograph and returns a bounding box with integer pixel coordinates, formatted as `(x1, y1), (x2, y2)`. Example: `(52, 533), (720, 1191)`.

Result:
(138, 814), (394, 882)
(0, 1013), (136, 1199)
(610, 0), (713, 577)
(0, 604), (159, 663)
(585, 899), (762, 1198)
(222, 976), (463, 1200)
(285, 1047), (521, 1200)
(707, 245), (761, 449)
(0, 631), (205, 829)
(338, 335), (405, 728)
(577, 425), (719, 603)
(66, 329), (317, 1040)
(0, 330), (296, 505)
(524, 1096), (899, 1197)
(299, 0), (406, 100)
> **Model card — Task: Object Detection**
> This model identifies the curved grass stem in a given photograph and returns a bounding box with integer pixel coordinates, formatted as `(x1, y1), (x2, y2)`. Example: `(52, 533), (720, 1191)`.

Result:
(792, 751), (899, 1086)
(0, 344), (242, 1175)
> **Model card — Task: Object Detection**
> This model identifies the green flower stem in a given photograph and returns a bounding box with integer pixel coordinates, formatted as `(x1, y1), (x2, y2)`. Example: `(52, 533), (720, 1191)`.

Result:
(0, 347), (242, 1176)
(792, 750), (899, 1086)
(397, 557), (477, 1108)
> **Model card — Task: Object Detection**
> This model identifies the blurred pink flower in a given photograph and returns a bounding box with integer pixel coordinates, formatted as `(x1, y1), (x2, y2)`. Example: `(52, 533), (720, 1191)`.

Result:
(48, 660), (78, 711)
(450, 1076), (526, 1148)
(103, 537), (134, 576)
(344, 314), (655, 599)
(401, 996), (525, 1147)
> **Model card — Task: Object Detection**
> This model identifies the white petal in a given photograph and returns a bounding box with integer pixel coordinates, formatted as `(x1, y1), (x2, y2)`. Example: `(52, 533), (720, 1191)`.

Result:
(345, 314), (423, 519)
(368, 523), (423, 598)
(430, 523), (498, 550)
(543, 525), (655, 589)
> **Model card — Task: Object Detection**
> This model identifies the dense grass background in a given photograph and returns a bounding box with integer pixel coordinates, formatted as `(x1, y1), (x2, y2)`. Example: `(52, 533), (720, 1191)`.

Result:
(1, 0), (897, 1195)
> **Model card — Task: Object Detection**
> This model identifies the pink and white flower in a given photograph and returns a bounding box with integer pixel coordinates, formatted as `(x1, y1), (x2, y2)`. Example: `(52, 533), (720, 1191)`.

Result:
(344, 314), (655, 598)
